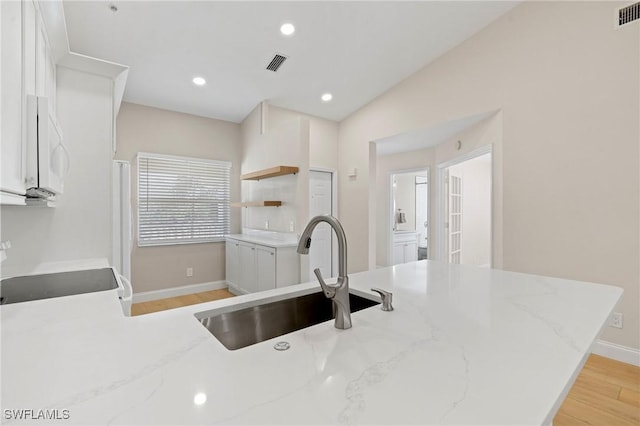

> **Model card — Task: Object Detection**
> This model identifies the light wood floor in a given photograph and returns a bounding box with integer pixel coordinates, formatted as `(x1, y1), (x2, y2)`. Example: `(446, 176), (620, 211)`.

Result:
(131, 288), (235, 316)
(555, 354), (639, 425)
(131, 291), (640, 424)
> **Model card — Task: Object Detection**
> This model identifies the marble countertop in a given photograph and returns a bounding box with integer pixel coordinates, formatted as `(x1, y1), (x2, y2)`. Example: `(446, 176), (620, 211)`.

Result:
(1, 261), (622, 425)
(225, 230), (298, 248)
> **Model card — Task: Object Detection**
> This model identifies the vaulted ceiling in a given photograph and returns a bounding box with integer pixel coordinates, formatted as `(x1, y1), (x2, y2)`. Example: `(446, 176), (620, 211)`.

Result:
(63, 1), (518, 123)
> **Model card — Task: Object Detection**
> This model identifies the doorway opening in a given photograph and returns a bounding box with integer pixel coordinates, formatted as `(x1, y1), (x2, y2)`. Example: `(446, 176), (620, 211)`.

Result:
(389, 168), (429, 265)
(437, 147), (492, 267)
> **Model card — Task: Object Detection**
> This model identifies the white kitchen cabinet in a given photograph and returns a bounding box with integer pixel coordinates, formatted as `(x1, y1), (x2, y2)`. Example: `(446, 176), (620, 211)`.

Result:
(1, 0), (59, 204)
(225, 238), (239, 290)
(256, 245), (276, 292)
(35, 9), (56, 114)
(238, 241), (259, 293)
(1, 0), (28, 201)
(393, 231), (419, 265)
(225, 236), (299, 294)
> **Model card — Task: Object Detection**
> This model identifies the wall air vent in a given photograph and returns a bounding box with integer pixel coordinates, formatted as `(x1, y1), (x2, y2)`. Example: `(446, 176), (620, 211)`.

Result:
(266, 54), (288, 72)
(618, 2), (640, 26)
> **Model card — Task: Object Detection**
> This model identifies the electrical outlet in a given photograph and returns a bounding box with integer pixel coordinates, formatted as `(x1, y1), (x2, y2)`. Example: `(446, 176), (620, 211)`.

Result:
(265, 220), (269, 230)
(289, 221), (294, 232)
(186, 267), (193, 277)
(610, 312), (623, 329)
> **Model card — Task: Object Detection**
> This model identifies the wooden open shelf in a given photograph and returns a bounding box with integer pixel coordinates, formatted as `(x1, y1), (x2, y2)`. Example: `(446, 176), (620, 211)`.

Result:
(231, 201), (282, 208)
(241, 166), (298, 181)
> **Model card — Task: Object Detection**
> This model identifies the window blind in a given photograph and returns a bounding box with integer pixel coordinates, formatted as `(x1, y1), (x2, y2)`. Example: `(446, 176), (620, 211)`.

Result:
(137, 153), (231, 246)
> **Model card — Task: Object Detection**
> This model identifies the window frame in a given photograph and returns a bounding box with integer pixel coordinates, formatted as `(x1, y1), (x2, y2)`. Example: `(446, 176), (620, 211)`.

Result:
(136, 152), (231, 247)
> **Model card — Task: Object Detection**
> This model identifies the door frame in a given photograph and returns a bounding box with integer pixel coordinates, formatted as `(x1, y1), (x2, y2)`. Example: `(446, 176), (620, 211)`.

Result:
(309, 167), (338, 277)
(388, 167), (430, 266)
(435, 144), (493, 265)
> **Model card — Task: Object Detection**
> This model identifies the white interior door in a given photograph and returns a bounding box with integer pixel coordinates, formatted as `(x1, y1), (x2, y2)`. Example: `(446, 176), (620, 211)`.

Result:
(415, 176), (428, 251)
(448, 174), (463, 264)
(309, 170), (333, 278)
(437, 146), (492, 266)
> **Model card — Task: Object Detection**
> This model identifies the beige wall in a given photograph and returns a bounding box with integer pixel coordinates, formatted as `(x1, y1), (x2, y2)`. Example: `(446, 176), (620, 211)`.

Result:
(250, 104), (339, 171)
(309, 118), (339, 171)
(239, 104), (338, 234)
(115, 102), (241, 294)
(339, 2), (639, 349)
(1, 69), (114, 277)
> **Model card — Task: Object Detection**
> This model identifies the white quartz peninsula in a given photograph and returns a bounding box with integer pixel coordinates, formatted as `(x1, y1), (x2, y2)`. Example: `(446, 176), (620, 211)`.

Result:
(1, 261), (622, 425)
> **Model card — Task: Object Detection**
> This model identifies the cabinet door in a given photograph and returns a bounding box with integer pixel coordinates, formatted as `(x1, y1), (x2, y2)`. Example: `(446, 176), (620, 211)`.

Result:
(238, 242), (258, 293)
(1, 1), (27, 195)
(35, 9), (55, 114)
(35, 10), (47, 97)
(225, 240), (239, 288)
(274, 247), (300, 288)
(393, 243), (405, 265)
(256, 246), (276, 292)
(23, 0), (37, 98)
(404, 241), (418, 263)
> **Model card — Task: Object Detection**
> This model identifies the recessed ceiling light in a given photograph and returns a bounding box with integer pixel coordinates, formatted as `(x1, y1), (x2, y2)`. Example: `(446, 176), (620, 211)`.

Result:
(192, 77), (206, 86)
(193, 393), (207, 406)
(280, 23), (295, 36)
(321, 93), (333, 102)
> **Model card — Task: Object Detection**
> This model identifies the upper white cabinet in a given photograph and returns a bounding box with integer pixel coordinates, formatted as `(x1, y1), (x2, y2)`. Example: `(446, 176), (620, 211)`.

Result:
(1, 1), (27, 203)
(1, 0), (62, 203)
(35, 8), (57, 113)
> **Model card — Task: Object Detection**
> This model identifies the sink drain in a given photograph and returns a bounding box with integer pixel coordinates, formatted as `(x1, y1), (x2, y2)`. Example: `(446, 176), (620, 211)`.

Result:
(274, 341), (290, 351)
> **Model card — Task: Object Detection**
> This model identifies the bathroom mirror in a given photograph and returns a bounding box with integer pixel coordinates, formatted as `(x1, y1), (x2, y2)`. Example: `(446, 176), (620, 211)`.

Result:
(391, 169), (428, 263)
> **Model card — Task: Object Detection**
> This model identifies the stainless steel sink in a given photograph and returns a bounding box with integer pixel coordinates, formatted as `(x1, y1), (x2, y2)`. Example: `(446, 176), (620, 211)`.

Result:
(195, 291), (380, 350)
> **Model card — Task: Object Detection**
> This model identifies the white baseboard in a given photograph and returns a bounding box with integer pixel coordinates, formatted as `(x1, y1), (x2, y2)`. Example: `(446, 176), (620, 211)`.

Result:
(226, 283), (247, 296)
(591, 339), (640, 367)
(132, 280), (228, 303)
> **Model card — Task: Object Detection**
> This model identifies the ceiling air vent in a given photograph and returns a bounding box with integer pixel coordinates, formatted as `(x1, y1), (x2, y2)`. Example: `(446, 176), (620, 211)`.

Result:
(266, 54), (288, 72)
(618, 2), (640, 26)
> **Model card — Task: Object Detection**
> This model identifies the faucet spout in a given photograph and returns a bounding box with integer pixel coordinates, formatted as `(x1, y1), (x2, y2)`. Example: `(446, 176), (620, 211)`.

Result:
(297, 215), (351, 330)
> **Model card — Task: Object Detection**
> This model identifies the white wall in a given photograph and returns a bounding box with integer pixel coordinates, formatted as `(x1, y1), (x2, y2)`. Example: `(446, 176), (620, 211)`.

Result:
(240, 104), (338, 234)
(115, 102), (242, 294)
(448, 154), (492, 267)
(0, 68), (113, 277)
(339, 1), (639, 350)
(240, 105), (309, 234)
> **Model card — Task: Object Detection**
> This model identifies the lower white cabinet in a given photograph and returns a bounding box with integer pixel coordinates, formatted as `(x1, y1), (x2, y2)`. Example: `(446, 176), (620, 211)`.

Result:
(225, 239), (239, 289)
(225, 237), (299, 294)
(393, 232), (419, 265)
(256, 245), (276, 292)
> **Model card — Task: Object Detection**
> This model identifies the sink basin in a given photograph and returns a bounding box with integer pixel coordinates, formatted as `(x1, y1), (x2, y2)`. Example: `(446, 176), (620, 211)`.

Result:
(195, 291), (380, 350)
